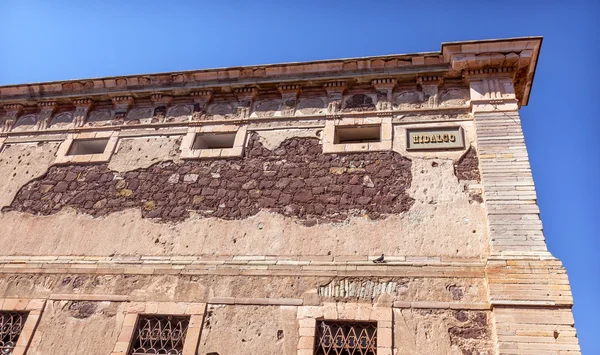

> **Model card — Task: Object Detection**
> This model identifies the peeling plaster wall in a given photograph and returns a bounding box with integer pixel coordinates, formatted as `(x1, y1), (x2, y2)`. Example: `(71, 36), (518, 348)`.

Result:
(0, 142), (59, 208)
(28, 300), (124, 355)
(0, 129), (487, 258)
(197, 305), (299, 355)
(107, 136), (181, 172)
(393, 308), (494, 355)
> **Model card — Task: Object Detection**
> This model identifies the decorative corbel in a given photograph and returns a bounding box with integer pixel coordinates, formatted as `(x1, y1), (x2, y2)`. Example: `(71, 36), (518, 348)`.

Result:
(277, 85), (301, 117)
(234, 87), (258, 118)
(1, 104), (24, 132)
(323, 81), (346, 115)
(150, 94), (173, 122)
(37, 101), (58, 130)
(371, 79), (396, 112)
(463, 68), (518, 112)
(190, 90), (213, 121)
(73, 98), (93, 127)
(417, 76), (443, 108)
(111, 96), (134, 125)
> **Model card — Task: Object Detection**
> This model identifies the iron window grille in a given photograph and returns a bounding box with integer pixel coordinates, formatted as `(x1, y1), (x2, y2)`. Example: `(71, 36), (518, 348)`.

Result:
(315, 320), (377, 355)
(0, 312), (28, 355)
(128, 315), (190, 355)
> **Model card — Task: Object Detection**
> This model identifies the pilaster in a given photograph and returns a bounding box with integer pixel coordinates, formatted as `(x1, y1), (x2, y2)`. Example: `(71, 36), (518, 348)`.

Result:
(372, 79), (395, 112)
(151, 93), (173, 122)
(234, 87), (258, 118)
(1, 104), (23, 132)
(468, 74), (580, 354)
(37, 101), (58, 130)
(324, 81), (346, 116)
(277, 85), (301, 117)
(73, 98), (93, 127)
(190, 90), (212, 121)
(111, 96), (134, 125)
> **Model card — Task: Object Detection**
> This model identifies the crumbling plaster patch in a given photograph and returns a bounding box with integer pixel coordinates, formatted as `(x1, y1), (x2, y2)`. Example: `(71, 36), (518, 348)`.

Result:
(27, 300), (124, 355)
(197, 305), (299, 355)
(393, 308), (493, 355)
(107, 136), (182, 172)
(0, 142), (60, 208)
(256, 128), (322, 150)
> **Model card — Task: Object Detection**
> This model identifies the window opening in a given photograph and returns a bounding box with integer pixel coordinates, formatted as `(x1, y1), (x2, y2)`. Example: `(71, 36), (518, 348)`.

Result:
(192, 132), (236, 149)
(67, 138), (109, 155)
(128, 315), (190, 355)
(315, 320), (377, 355)
(334, 125), (381, 144)
(0, 312), (28, 355)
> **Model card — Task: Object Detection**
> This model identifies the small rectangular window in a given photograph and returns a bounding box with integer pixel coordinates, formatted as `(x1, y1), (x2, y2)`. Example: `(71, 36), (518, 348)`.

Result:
(192, 132), (236, 150)
(128, 315), (190, 355)
(334, 125), (381, 144)
(314, 320), (377, 355)
(0, 312), (28, 354)
(67, 138), (109, 156)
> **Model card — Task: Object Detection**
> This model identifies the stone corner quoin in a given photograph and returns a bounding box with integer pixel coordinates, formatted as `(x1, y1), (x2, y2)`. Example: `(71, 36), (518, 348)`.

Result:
(0, 36), (581, 355)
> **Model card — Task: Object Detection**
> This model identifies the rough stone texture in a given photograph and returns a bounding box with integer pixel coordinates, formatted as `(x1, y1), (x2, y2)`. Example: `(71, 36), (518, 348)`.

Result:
(454, 147), (480, 182)
(197, 305), (299, 355)
(0, 142), (60, 208)
(0, 274), (487, 305)
(107, 136), (182, 172)
(9, 134), (414, 223)
(393, 308), (493, 355)
(27, 300), (124, 355)
(256, 129), (321, 150)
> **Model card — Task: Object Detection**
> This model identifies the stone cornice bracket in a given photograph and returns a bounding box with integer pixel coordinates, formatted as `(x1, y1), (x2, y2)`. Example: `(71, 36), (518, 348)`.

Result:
(73, 98), (93, 127)
(441, 37), (542, 105)
(151, 93), (173, 106)
(278, 85), (301, 117)
(323, 81), (346, 116)
(417, 76), (443, 108)
(372, 79), (396, 113)
(111, 96), (134, 123)
(463, 68), (518, 113)
(234, 87), (258, 118)
(190, 90), (213, 121)
(37, 101), (58, 130)
(1, 103), (24, 132)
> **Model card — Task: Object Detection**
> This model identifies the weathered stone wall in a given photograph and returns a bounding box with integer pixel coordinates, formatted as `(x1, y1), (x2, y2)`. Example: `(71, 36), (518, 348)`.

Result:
(198, 305), (299, 355)
(27, 300), (124, 355)
(394, 308), (494, 355)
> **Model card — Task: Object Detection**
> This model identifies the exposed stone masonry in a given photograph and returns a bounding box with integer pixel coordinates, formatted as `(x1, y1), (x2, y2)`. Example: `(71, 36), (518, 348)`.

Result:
(8, 134), (414, 223)
(454, 147), (480, 182)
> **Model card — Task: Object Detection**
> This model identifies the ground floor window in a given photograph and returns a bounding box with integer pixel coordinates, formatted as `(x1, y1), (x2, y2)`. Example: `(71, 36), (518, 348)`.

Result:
(314, 320), (377, 355)
(0, 312), (28, 355)
(128, 315), (190, 355)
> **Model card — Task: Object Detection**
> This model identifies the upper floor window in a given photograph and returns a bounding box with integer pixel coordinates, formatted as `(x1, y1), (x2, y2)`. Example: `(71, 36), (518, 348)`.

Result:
(128, 315), (190, 355)
(315, 320), (377, 355)
(0, 312), (28, 355)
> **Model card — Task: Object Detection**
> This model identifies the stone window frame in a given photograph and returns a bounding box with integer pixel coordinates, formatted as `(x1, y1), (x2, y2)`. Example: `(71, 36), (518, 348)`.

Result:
(180, 124), (247, 159)
(296, 303), (392, 355)
(322, 117), (392, 154)
(54, 131), (119, 164)
(110, 301), (206, 355)
(0, 298), (46, 355)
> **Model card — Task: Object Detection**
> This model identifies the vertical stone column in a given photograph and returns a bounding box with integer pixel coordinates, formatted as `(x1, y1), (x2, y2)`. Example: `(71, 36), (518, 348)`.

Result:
(468, 71), (580, 354)
(73, 98), (93, 127)
(1, 104), (23, 132)
(37, 101), (57, 130)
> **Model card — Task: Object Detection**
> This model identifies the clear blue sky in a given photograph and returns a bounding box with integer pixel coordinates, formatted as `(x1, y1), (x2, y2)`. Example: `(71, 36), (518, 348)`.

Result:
(1, 0), (598, 352)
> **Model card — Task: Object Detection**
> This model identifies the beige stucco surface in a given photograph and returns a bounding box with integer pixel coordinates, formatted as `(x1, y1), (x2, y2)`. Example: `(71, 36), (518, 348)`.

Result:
(197, 305), (299, 355)
(0, 142), (60, 208)
(0, 138), (487, 257)
(107, 136), (182, 172)
(28, 300), (124, 355)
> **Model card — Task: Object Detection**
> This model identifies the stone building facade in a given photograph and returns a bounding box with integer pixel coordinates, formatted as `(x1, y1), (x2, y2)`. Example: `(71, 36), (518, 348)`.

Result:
(0, 37), (580, 354)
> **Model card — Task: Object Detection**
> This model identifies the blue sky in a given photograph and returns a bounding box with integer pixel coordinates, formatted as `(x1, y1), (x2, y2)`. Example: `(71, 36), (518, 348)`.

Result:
(1, 0), (598, 352)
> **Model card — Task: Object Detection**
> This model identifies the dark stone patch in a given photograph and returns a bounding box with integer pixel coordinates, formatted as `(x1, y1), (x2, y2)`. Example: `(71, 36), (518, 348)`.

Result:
(8, 134), (414, 223)
(454, 147), (480, 182)
(343, 94), (376, 112)
(68, 301), (97, 319)
(447, 284), (464, 300)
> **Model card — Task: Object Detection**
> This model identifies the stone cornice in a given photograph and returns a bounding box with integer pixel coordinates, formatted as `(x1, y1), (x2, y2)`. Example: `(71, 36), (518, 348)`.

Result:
(0, 37), (541, 108)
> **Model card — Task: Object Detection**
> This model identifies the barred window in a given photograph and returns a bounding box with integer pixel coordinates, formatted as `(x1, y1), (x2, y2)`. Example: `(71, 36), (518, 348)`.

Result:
(0, 312), (28, 355)
(128, 315), (190, 355)
(315, 320), (377, 355)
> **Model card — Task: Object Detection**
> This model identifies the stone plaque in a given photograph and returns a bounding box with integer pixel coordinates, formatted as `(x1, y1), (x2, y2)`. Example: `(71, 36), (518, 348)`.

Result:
(406, 126), (464, 150)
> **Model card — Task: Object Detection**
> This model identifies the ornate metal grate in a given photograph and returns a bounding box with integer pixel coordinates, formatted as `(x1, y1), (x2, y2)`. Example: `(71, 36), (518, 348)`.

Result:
(128, 315), (190, 355)
(315, 320), (377, 355)
(0, 312), (28, 355)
